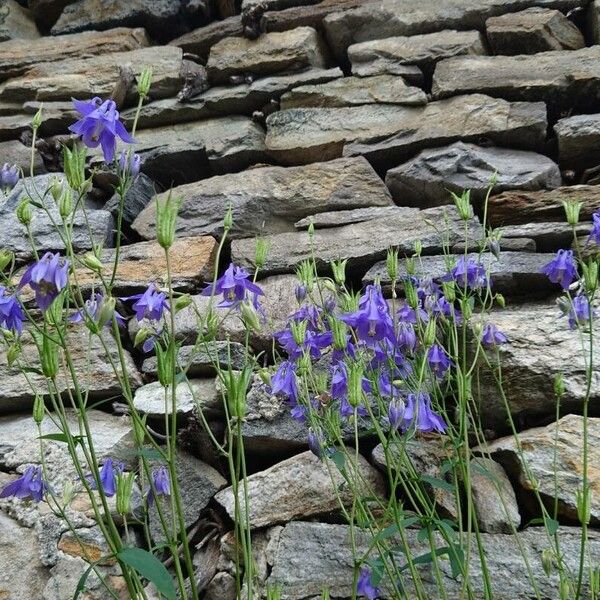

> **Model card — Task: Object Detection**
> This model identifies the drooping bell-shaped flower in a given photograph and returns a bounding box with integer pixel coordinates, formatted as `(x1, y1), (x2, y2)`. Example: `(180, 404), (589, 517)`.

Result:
(541, 249), (577, 290)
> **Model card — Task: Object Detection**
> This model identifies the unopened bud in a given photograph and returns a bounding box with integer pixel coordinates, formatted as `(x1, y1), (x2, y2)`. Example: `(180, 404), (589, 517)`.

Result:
(541, 549), (554, 577)
(0, 249), (14, 271)
(386, 248), (398, 281)
(495, 293), (506, 309)
(223, 205), (233, 231)
(16, 198), (32, 225)
(49, 177), (63, 202)
(258, 368), (272, 387)
(83, 252), (104, 272)
(563, 199), (583, 227)
(63, 144), (87, 192)
(98, 296), (116, 328)
(331, 259), (347, 286)
(137, 67), (153, 99)
(240, 301), (261, 332)
(31, 105), (43, 131)
(58, 188), (73, 219)
(553, 373), (565, 398)
(254, 237), (270, 269)
(174, 293), (192, 313)
(116, 472), (135, 516)
(133, 327), (151, 349)
(452, 190), (473, 221)
(156, 193), (181, 249)
(295, 284), (307, 303)
(32, 394), (45, 424)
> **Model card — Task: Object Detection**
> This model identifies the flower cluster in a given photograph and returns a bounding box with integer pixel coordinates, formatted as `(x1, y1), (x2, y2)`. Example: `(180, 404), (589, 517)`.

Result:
(201, 263), (264, 310)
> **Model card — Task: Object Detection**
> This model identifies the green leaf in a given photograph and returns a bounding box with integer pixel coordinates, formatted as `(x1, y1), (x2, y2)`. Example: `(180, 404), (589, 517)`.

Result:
(421, 474), (455, 492)
(447, 543), (465, 579)
(544, 516), (560, 536)
(328, 450), (346, 472)
(73, 562), (95, 599)
(39, 433), (84, 447)
(118, 547), (176, 600)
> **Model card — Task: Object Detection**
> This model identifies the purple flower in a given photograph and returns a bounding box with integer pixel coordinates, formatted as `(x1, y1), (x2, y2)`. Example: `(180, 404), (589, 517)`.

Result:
(295, 284), (307, 303)
(387, 398), (406, 430)
(402, 392), (446, 433)
(541, 250), (577, 291)
(20, 252), (69, 311)
(86, 458), (124, 497)
(69, 292), (125, 328)
(201, 263), (264, 310)
(357, 567), (380, 600)
(0, 286), (24, 333)
(397, 322), (417, 353)
(147, 466), (170, 506)
(0, 465), (46, 502)
(330, 362), (348, 400)
(397, 301), (428, 325)
(307, 427), (325, 459)
(448, 256), (487, 290)
(481, 323), (508, 348)
(271, 360), (298, 403)
(118, 150), (141, 179)
(274, 326), (332, 360)
(588, 212), (600, 246)
(290, 404), (306, 422)
(122, 283), (169, 322)
(567, 294), (596, 330)
(0, 163), (19, 191)
(69, 97), (135, 163)
(427, 344), (452, 379)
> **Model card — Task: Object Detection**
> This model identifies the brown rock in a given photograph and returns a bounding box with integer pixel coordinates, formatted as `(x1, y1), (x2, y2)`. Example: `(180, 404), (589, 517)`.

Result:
(169, 16), (243, 59)
(554, 113), (600, 170)
(0, 0), (40, 42)
(589, 0), (600, 45)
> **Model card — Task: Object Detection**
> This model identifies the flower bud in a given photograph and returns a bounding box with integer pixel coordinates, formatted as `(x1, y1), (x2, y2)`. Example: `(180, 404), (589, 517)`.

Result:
(137, 67), (153, 99)
(404, 280), (418, 310)
(240, 301), (261, 332)
(49, 177), (63, 202)
(495, 293), (506, 309)
(254, 237), (270, 269)
(553, 373), (565, 398)
(6, 343), (20, 366)
(0, 163), (19, 193)
(32, 394), (45, 425)
(31, 105), (43, 131)
(118, 151), (141, 179)
(331, 260), (347, 286)
(133, 327), (152, 349)
(156, 193), (181, 249)
(63, 144), (87, 192)
(563, 199), (583, 226)
(386, 248), (398, 281)
(404, 256), (416, 276)
(58, 188), (73, 219)
(295, 284), (307, 303)
(541, 549), (554, 577)
(330, 317), (348, 351)
(0, 249), (14, 271)
(258, 368), (272, 387)
(442, 281), (455, 303)
(98, 296), (116, 328)
(290, 320), (307, 346)
(16, 198), (32, 225)
(347, 362), (364, 408)
(83, 252), (104, 272)
(424, 318), (437, 347)
(223, 205), (233, 231)
(174, 293), (192, 312)
(116, 472), (135, 516)
(414, 240), (422, 257)
(452, 190), (473, 221)
(155, 341), (177, 387)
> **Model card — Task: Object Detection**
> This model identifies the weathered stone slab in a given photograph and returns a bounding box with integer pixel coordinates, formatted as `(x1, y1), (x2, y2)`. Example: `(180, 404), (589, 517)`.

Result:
(432, 46), (600, 109)
(385, 142), (561, 208)
(0, 27), (148, 81)
(169, 16), (243, 59)
(485, 415), (600, 523)
(294, 205), (412, 229)
(280, 74), (427, 108)
(0, 112), (33, 141)
(589, 0), (600, 44)
(364, 252), (557, 298)
(0, 0), (40, 42)
(0, 139), (45, 174)
(555, 113), (600, 170)
(231, 206), (482, 275)
(498, 221), (591, 252)
(488, 185), (600, 226)
(214, 450), (385, 528)
(132, 157), (393, 241)
(486, 8), (585, 54)
(103, 172), (156, 225)
(121, 97), (212, 130)
(0, 45), (184, 103)
(207, 26), (330, 84)
(452, 237), (537, 253)
(266, 94), (547, 168)
(28, 0), (75, 31)
(348, 30), (485, 77)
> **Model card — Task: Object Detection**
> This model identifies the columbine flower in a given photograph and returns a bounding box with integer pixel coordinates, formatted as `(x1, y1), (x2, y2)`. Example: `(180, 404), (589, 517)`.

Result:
(402, 392), (446, 433)
(397, 322), (417, 353)
(397, 300), (428, 324)
(0, 163), (19, 192)
(20, 252), (69, 311)
(274, 327), (332, 360)
(448, 256), (487, 290)
(118, 150), (141, 178)
(123, 283), (169, 322)
(387, 398), (406, 430)
(588, 212), (600, 246)
(146, 466), (170, 506)
(0, 286), (24, 333)
(567, 294), (596, 330)
(481, 323), (508, 348)
(427, 344), (452, 379)
(357, 567), (380, 600)
(86, 458), (124, 497)
(0, 465), (46, 502)
(201, 263), (264, 310)
(69, 97), (135, 163)
(69, 292), (125, 328)
(271, 360), (298, 404)
(541, 249), (577, 290)
(295, 284), (307, 303)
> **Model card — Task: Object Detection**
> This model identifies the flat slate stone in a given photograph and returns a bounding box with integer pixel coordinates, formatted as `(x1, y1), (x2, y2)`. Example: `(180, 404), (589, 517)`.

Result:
(266, 94), (547, 168)
(132, 157), (393, 241)
(294, 205), (412, 229)
(486, 7), (585, 54)
(0, 139), (45, 174)
(385, 142), (561, 208)
(169, 15), (243, 59)
(206, 26), (330, 84)
(348, 29), (486, 77)
(0, 0), (40, 42)
(231, 205), (482, 276)
(554, 113), (600, 170)
(498, 221), (591, 252)
(121, 98), (212, 130)
(432, 46), (600, 110)
(280, 74), (427, 108)
(364, 252), (558, 298)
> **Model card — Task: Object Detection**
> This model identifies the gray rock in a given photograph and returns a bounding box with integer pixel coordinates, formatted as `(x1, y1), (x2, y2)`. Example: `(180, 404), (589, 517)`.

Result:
(486, 7), (585, 54)
(132, 157), (393, 241)
(104, 172), (156, 225)
(364, 252), (560, 298)
(265, 520), (600, 598)
(589, 0), (600, 44)
(348, 30), (485, 77)
(485, 415), (600, 523)
(266, 94), (547, 169)
(121, 97), (212, 131)
(231, 206), (483, 276)
(452, 237), (536, 253)
(555, 113), (600, 170)
(28, 0), (77, 30)
(0, 138), (45, 174)
(141, 342), (247, 378)
(280, 74), (427, 109)
(214, 450), (385, 528)
(295, 205), (412, 230)
(207, 26), (330, 84)
(471, 457), (520, 533)
(51, 0), (190, 41)
(432, 46), (600, 110)
(498, 221), (591, 252)
(0, 112), (35, 141)
(0, 0), (40, 42)
(205, 572), (237, 600)
(477, 304), (600, 429)
(385, 142), (562, 208)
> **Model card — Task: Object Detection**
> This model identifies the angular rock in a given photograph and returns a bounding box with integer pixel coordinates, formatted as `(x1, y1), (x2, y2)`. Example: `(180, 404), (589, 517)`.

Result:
(104, 172), (156, 225)
(555, 113), (600, 170)
(589, 0), (600, 45)
(52, 0), (191, 41)
(266, 94), (547, 168)
(231, 206), (483, 276)
(0, 174), (113, 260)
(0, 27), (148, 81)
(452, 237), (537, 253)
(0, 0), (40, 42)
(294, 205), (412, 230)
(280, 74), (427, 109)
(121, 97), (212, 130)
(498, 221), (591, 252)
(141, 342), (247, 378)
(0, 45), (184, 103)
(432, 46), (600, 110)
(477, 304), (600, 429)
(365, 252), (560, 298)
(205, 572), (237, 600)
(348, 30), (485, 77)
(385, 142), (561, 208)
(486, 7), (585, 54)
(488, 185), (600, 226)
(0, 138), (45, 174)
(132, 157), (393, 241)
(265, 521), (600, 598)
(0, 328), (142, 414)
(0, 112), (34, 141)
(485, 415), (600, 523)
(471, 457), (520, 534)
(28, 0), (77, 31)
(207, 26), (330, 84)
(214, 450), (385, 528)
